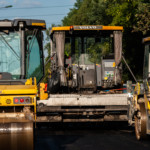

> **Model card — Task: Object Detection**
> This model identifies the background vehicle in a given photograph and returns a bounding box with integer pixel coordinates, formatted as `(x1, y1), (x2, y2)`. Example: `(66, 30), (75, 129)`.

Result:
(128, 37), (150, 140)
(48, 25), (123, 93)
(37, 25), (128, 123)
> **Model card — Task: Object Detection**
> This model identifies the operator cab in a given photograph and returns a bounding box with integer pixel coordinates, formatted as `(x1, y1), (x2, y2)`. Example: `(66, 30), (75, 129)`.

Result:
(49, 25), (123, 93)
(0, 19), (46, 84)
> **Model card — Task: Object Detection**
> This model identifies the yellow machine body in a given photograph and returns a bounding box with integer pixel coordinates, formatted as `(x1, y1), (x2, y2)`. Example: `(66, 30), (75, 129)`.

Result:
(0, 19), (46, 149)
(128, 37), (150, 140)
(0, 78), (37, 122)
(39, 83), (48, 100)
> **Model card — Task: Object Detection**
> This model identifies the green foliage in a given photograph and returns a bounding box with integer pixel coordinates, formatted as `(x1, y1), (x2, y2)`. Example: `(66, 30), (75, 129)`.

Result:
(5, 5), (13, 8)
(64, 43), (71, 57)
(106, 0), (138, 28)
(87, 40), (112, 64)
(62, 0), (149, 34)
(62, 0), (111, 25)
(106, 0), (150, 35)
(133, 2), (150, 35)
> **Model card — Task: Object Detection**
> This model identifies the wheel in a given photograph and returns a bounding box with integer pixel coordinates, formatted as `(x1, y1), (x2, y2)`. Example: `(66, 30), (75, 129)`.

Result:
(135, 103), (147, 140)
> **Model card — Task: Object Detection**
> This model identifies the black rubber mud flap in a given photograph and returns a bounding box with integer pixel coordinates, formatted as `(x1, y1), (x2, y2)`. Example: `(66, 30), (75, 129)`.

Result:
(47, 71), (60, 93)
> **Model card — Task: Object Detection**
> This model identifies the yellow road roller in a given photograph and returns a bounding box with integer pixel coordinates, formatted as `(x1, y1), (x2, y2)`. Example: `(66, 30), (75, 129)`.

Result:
(0, 19), (46, 149)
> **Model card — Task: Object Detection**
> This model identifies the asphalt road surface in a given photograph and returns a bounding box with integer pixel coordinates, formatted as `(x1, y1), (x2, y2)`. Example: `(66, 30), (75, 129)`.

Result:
(35, 122), (150, 150)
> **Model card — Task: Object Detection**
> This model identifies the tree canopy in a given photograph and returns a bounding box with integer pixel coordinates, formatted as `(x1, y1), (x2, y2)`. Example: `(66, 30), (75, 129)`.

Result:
(62, 0), (150, 35)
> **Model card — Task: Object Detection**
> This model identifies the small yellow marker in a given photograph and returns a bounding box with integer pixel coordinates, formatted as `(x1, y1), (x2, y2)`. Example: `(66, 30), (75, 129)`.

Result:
(104, 77), (108, 80)
(113, 62), (115, 67)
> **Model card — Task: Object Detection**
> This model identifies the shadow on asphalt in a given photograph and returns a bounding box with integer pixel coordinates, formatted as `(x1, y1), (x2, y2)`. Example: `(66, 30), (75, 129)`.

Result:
(35, 122), (150, 150)
(36, 121), (131, 130)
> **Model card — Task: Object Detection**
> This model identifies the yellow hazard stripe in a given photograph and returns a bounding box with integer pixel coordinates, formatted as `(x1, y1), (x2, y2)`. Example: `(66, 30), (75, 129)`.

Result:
(102, 26), (123, 30)
(143, 37), (150, 43)
(51, 25), (123, 32)
(52, 26), (70, 31)
(32, 23), (46, 27)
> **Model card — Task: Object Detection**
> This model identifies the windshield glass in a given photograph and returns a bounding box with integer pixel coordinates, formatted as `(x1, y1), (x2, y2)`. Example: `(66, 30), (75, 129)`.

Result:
(65, 36), (114, 65)
(143, 44), (150, 78)
(0, 32), (21, 79)
(26, 30), (44, 83)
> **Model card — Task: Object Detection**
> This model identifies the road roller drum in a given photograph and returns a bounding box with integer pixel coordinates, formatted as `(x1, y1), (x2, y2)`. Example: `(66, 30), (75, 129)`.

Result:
(0, 122), (34, 150)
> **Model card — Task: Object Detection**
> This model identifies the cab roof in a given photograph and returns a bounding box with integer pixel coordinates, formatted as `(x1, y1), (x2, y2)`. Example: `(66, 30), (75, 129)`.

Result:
(0, 19), (46, 29)
(143, 37), (150, 43)
(51, 25), (123, 34)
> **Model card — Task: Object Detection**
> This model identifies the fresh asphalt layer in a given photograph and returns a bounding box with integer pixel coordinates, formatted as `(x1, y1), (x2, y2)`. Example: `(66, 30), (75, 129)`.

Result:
(35, 122), (150, 150)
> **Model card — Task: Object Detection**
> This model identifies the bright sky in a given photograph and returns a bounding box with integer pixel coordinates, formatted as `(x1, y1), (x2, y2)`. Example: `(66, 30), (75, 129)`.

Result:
(0, 0), (76, 28)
